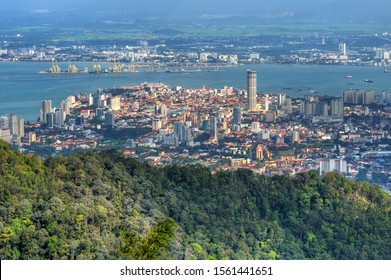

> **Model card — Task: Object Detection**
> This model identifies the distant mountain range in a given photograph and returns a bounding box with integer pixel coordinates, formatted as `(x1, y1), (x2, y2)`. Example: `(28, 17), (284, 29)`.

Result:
(1, 0), (390, 27)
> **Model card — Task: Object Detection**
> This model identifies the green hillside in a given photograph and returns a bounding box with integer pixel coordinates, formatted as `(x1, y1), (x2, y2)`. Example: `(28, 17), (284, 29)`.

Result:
(0, 140), (390, 260)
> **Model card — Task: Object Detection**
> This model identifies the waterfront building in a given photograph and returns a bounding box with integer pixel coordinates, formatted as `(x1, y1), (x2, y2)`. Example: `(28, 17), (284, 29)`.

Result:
(339, 43), (347, 56)
(8, 114), (18, 136)
(0, 115), (8, 129)
(41, 100), (52, 123)
(61, 100), (71, 115)
(343, 90), (375, 105)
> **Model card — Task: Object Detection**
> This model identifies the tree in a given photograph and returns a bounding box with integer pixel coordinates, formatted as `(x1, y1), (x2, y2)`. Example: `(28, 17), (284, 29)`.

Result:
(119, 218), (177, 260)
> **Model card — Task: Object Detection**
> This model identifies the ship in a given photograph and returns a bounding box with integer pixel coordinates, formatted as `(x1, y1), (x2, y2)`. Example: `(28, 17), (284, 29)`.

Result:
(384, 69), (391, 73)
(364, 79), (373, 83)
(345, 75), (352, 78)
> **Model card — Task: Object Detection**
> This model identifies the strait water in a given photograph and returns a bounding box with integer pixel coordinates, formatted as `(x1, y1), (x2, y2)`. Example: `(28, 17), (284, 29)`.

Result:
(0, 62), (390, 120)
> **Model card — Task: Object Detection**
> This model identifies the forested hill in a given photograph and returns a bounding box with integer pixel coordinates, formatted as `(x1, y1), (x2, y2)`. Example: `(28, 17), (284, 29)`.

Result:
(0, 140), (390, 260)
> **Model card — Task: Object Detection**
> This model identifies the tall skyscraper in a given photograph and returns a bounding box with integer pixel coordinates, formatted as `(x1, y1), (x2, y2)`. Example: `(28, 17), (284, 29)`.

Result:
(46, 112), (55, 128)
(233, 106), (242, 125)
(339, 43), (347, 56)
(60, 100), (71, 115)
(8, 114), (18, 136)
(331, 99), (344, 117)
(0, 115), (8, 129)
(54, 109), (64, 126)
(41, 100), (52, 123)
(210, 117), (218, 139)
(278, 93), (286, 107)
(247, 70), (257, 111)
(18, 118), (25, 138)
(160, 104), (167, 117)
(105, 112), (115, 126)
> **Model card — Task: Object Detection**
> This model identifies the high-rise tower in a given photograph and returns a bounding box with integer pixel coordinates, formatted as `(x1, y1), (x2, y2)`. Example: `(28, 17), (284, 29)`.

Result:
(41, 100), (52, 123)
(247, 70), (257, 111)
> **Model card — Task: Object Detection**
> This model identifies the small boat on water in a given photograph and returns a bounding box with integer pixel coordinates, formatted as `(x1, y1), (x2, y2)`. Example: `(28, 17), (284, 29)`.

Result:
(384, 69), (391, 73)
(364, 79), (373, 83)
(345, 75), (352, 78)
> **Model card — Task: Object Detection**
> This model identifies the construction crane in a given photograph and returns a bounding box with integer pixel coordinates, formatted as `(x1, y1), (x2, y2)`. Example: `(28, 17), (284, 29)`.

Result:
(50, 59), (61, 74)
(67, 62), (78, 74)
(113, 59), (122, 73)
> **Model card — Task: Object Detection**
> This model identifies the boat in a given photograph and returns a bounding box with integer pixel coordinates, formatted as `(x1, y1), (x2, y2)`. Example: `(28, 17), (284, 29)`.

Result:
(364, 79), (373, 83)
(384, 69), (391, 73)
(345, 75), (352, 78)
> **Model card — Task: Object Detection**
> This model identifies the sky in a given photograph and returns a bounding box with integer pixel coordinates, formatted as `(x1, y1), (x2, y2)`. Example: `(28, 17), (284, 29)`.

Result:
(0, 0), (337, 13)
(1, 0), (390, 23)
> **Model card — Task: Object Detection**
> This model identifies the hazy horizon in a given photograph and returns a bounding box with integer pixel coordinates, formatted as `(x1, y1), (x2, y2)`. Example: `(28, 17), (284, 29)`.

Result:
(1, 0), (391, 23)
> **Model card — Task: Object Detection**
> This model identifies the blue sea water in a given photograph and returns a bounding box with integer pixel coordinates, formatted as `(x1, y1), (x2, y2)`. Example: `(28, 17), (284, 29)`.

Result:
(0, 62), (390, 121)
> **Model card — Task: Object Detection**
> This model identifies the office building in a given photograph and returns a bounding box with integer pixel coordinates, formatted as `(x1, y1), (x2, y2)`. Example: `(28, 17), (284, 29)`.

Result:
(8, 114), (18, 136)
(76, 116), (85, 126)
(105, 112), (115, 126)
(210, 117), (218, 139)
(233, 106), (242, 125)
(18, 118), (24, 138)
(54, 109), (64, 126)
(247, 70), (257, 111)
(110, 97), (121, 111)
(46, 112), (55, 128)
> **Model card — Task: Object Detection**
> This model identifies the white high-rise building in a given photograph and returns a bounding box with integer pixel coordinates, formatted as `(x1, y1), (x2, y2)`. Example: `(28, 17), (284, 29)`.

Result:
(110, 97), (121, 111)
(331, 99), (344, 117)
(319, 159), (347, 175)
(339, 43), (347, 56)
(8, 114), (18, 136)
(41, 100), (52, 123)
(247, 70), (257, 111)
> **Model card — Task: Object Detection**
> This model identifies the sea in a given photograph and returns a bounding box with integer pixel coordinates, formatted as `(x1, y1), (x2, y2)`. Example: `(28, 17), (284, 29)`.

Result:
(0, 62), (390, 121)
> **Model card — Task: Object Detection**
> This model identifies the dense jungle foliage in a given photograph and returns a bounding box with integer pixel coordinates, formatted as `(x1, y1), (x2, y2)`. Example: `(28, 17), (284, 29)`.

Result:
(0, 140), (390, 260)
